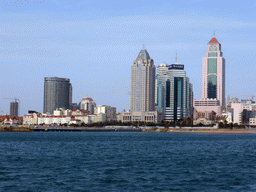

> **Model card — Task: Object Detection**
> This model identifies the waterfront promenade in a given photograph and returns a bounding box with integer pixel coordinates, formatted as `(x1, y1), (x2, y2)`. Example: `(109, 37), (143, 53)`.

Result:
(1, 125), (256, 134)
(0, 126), (142, 132)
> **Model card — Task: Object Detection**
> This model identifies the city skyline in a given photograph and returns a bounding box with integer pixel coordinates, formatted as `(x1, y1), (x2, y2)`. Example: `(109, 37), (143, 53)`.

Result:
(1, 0), (256, 115)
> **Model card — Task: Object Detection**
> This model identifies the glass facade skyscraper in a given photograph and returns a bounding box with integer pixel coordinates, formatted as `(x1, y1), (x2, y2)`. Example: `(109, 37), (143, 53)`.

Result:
(43, 77), (72, 114)
(155, 63), (193, 121)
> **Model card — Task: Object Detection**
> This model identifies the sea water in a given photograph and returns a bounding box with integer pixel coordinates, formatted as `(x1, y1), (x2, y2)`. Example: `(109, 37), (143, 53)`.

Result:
(1, 132), (256, 191)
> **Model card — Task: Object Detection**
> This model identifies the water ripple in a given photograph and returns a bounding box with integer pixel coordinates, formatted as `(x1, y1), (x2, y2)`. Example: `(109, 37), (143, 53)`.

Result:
(1, 132), (256, 191)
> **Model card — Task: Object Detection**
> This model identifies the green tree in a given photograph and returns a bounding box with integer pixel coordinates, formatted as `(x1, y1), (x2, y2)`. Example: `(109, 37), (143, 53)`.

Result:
(218, 122), (224, 128)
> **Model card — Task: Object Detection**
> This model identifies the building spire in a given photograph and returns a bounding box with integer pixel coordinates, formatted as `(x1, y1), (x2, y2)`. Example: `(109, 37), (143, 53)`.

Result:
(213, 30), (215, 37)
(136, 46), (151, 60)
(175, 52), (178, 64)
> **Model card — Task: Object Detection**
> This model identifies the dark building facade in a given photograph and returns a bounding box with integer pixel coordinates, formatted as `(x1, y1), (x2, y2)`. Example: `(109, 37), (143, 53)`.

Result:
(10, 101), (18, 117)
(155, 63), (193, 122)
(43, 77), (72, 114)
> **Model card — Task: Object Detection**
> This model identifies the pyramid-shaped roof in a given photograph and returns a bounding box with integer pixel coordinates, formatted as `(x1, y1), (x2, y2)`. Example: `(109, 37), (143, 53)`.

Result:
(208, 37), (219, 44)
(136, 49), (151, 60)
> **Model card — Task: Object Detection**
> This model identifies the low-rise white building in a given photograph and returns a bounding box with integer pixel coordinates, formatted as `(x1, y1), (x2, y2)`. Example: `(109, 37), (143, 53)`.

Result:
(23, 114), (33, 125)
(231, 99), (256, 125)
(73, 115), (90, 124)
(231, 102), (256, 125)
(95, 105), (116, 121)
(221, 112), (232, 124)
(53, 108), (71, 116)
(116, 113), (122, 122)
(121, 110), (163, 124)
(38, 116), (72, 125)
(70, 119), (82, 125)
(30, 106), (112, 125)
(37, 113), (107, 125)
(249, 118), (256, 126)
(23, 113), (42, 125)
(193, 98), (221, 117)
(71, 109), (89, 116)
(193, 118), (215, 126)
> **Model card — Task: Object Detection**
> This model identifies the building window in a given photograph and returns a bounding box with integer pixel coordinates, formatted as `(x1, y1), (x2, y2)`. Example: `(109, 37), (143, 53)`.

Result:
(208, 75), (217, 99)
(208, 58), (217, 74)
(208, 52), (217, 57)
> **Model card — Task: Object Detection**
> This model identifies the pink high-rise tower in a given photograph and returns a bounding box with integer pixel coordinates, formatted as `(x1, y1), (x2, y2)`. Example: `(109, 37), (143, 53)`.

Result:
(193, 34), (225, 118)
(202, 34), (225, 110)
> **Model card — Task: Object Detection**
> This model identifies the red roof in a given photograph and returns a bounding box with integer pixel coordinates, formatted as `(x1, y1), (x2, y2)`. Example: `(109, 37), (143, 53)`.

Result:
(212, 110), (217, 115)
(82, 97), (93, 101)
(1, 116), (22, 120)
(71, 109), (88, 112)
(40, 115), (72, 118)
(208, 37), (219, 44)
(24, 115), (33, 117)
(0, 115), (10, 119)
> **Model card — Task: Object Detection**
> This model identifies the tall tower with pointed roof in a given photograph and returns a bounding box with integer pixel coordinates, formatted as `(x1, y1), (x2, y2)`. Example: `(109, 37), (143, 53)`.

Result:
(202, 35), (225, 110)
(130, 48), (155, 112)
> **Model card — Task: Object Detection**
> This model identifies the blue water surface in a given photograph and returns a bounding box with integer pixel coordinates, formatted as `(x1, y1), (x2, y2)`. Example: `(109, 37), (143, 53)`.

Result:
(1, 132), (256, 191)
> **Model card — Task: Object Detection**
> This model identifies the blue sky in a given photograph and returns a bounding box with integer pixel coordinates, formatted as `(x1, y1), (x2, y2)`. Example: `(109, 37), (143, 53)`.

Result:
(1, 0), (256, 115)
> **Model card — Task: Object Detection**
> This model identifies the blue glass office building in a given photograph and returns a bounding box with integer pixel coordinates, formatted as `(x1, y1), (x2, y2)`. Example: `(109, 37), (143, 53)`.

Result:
(155, 63), (193, 121)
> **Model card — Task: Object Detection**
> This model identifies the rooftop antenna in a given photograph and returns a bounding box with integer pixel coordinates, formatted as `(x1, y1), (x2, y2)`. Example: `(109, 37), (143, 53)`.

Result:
(142, 44), (146, 50)
(175, 52), (178, 64)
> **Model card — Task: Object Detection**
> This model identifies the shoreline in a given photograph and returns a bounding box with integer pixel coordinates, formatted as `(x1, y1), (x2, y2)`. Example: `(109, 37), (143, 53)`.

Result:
(1, 126), (256, 134)
(146, 128), (256, 134)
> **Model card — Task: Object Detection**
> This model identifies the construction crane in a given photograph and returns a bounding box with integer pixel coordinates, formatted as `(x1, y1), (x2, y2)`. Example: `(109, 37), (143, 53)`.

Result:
(3, 98), (19, 102)
(243, 95), (255, 101)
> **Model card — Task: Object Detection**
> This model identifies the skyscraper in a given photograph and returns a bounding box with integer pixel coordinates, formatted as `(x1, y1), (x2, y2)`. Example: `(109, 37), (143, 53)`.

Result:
(155, 61), (193, 121)
(194, 34), (225, 117)
(130, 47), (155, 112)
(43, 77), (72, 114)
(202, 34), (225, 110)
(10, 101), (18, 116)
